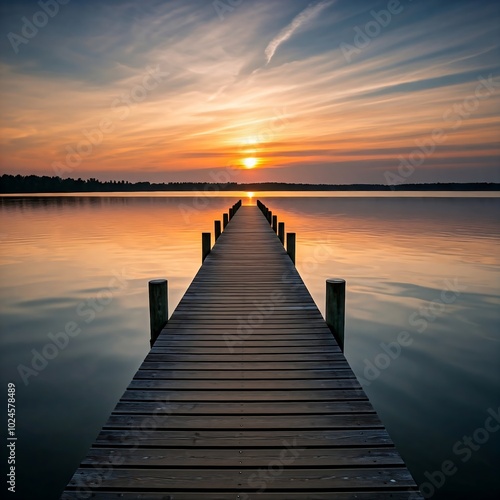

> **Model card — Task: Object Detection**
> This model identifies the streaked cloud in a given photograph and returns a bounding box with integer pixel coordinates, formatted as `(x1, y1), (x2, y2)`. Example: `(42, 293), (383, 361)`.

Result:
(265, 1), (333, 64)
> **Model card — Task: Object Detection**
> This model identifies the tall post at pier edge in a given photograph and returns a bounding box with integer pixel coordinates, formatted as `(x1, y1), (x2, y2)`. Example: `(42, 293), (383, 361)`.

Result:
(223, 213), (229, 229)
(326, 279), (346, 352)
(215, 220), (221, 240)
(149, 279), (168, 347)
(202, 232), (211, 262)
(272, 215), (278, 233)
(286, 233), (296, 264)
(278, 222), (285, 245)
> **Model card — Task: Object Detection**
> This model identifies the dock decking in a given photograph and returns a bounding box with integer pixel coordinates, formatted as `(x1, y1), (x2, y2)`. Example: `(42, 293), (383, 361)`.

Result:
(62, 204), (422, 499)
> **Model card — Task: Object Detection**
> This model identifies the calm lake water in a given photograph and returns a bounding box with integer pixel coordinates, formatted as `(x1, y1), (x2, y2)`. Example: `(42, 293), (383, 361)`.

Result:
(0, 192), (499, 499)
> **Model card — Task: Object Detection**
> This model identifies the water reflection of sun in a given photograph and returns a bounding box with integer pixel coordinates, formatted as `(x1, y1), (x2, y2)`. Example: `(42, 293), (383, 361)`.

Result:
(245, 191), (255, 205)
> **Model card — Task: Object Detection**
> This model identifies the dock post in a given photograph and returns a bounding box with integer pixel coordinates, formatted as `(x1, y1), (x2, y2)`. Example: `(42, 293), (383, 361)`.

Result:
(326, 279), (346, 352)
(286, 233), (296, 264)
(268, 210), (273, 224)
(272, 215), (278, 233)
(214, 220), (221, 240)
(229, 207), (234, 219)
(223, 213), (229, 228)
(278, 222), (285, 244)
(148, 279), (168, 347)
(202, 232), (211, 262)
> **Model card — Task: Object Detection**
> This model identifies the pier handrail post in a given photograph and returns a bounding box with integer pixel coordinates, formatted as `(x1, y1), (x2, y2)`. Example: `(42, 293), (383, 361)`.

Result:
(229, 207), (234, 219)
(223, 213), (229, 229)
(148, 279), (168, 347)
(268, 210), (273, 224)
(214, 220), (221, 240)
(326, 278), (346, 352)
(272, 215), (278, 233)
(278, 222), (285, 244)
(286, 233), (296, 264)
(202, 232), (211, 262)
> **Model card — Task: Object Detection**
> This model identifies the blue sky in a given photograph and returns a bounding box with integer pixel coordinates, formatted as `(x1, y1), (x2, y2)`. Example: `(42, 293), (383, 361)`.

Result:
(0, 0), (499, 183)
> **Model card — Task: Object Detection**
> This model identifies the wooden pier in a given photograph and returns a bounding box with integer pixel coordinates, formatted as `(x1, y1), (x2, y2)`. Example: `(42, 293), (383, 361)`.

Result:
(62, 202), (422, 499)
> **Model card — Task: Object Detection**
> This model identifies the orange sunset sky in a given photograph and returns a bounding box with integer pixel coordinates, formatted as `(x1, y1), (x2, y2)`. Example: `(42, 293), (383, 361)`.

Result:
(0, 0), (499, 184)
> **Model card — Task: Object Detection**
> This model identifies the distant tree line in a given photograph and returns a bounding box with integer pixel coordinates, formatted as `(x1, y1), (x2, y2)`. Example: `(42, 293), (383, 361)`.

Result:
(0, 175), (239, 193)
(0, 174), (498, 193)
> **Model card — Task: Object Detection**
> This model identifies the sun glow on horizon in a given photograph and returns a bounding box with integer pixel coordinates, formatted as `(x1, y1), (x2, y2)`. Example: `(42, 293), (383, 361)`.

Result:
(243, 157), (258, 169)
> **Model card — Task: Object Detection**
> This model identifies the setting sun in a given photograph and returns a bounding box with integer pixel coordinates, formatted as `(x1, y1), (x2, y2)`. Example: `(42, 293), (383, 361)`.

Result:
(243, 157), (258, 169)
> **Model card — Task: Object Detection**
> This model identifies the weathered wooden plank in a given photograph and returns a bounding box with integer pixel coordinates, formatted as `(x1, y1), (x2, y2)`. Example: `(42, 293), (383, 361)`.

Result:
(120, 389), (367, 402)
(103, 413), (383, 430)
(155, 328), (334, 335)
(112, 400), (376, 414)
(126, 379), (361, 391)
(62, 493), (421, 500)
(149, 346), (341, 354)
(153, 339), (336, 346)
(132, 369), (356, 379)
(138, 361), (353, 370)
(80, 447), (404, 468)
(66, 467), (417, 490)
(94, 429), (393, 447)
(145, 353), (348, 362)
(149, 349), (342, 357)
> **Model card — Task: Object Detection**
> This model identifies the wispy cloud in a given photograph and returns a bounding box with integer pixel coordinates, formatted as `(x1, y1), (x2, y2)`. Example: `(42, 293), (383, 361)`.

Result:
(265, 1), (333, 64)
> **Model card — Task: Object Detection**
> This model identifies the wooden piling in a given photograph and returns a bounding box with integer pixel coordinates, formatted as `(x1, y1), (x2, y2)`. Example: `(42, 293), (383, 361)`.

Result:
(229, 207), (234, 219)
(278, 222), (285, 244)
(272, 215), (277, 232)
(223, 213), (229, 229)
(286, 232), (296, 264)
(202, 232), (211, 262)
(326, 278), (346, 352)
(268, 210), (273, 224)
(148, 279), (168, 347)
(214, 220), (221, 240)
